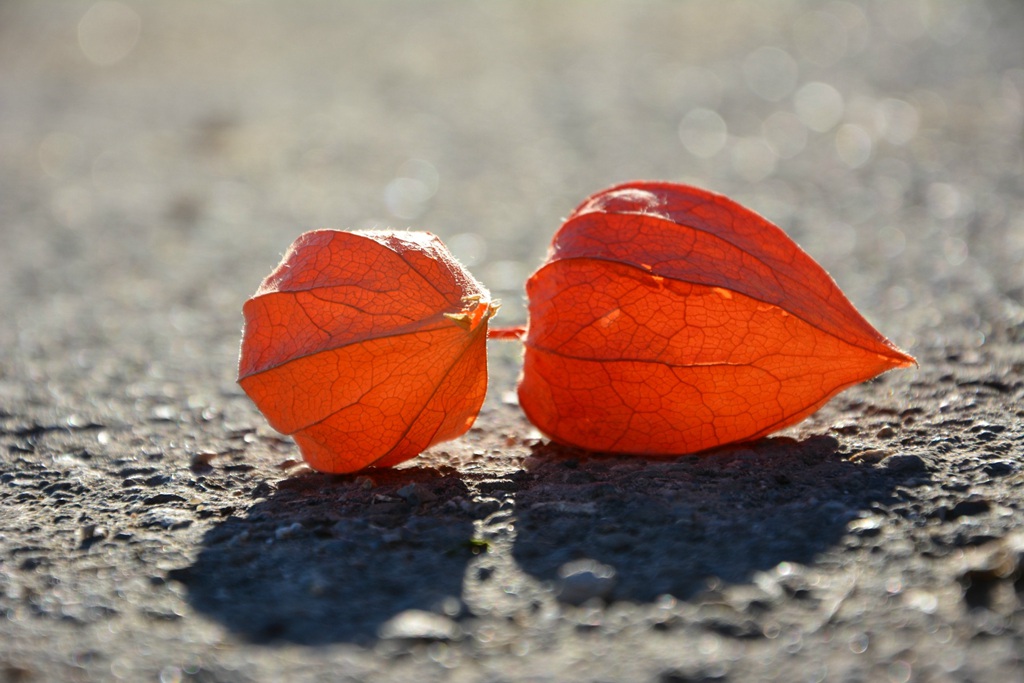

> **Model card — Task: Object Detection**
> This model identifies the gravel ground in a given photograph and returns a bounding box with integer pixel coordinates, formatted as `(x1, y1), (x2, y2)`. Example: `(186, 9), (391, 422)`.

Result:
(2, 1), (1024, 681)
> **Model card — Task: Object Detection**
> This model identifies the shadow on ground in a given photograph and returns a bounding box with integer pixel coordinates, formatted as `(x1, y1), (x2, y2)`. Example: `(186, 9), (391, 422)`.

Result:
(180, 435), (922, 644)
(512, 435), (914, 603)
(178, 466), (478, 646)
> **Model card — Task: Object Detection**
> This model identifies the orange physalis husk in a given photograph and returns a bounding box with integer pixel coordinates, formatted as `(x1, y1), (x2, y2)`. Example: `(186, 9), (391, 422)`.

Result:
(238, 230), (497, 474)
(516, 181), (916, 455)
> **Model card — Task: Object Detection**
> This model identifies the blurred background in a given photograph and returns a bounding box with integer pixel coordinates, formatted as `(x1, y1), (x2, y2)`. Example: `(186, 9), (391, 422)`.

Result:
(1, 1), (1022, 411)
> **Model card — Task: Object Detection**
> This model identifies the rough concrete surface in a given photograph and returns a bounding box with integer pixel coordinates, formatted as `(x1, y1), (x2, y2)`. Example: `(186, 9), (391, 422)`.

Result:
(2, 1), (1024, 681)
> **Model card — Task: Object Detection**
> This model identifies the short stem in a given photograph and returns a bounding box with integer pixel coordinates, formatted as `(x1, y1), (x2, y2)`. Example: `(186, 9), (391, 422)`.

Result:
(488, 325), (526, 341)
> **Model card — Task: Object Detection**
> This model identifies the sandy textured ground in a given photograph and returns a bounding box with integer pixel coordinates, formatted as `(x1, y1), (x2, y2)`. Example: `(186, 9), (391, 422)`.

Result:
(2, 1), (1023, 681)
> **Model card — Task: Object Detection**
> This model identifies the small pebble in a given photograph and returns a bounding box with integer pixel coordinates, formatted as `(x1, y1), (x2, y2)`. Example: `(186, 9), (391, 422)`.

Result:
(884, 454), (928, 474)
(275, 522), (304, 540)
(848, 515), (884, 536)
(378, 610), (461, 641)
(876, 426), (898, 439)
(138, 508), (193, 530)
(849, 449), (890, 464)
(397, 483), (437, 506)
(190, 451), (219, 470)
(77, 524), (107, 547)
(556, 559), (617, 605)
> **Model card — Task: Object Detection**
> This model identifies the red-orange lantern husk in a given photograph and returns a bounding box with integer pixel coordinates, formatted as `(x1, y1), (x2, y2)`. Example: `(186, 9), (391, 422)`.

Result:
(516, 181), (916, 455)
(238, 230), (497, 474)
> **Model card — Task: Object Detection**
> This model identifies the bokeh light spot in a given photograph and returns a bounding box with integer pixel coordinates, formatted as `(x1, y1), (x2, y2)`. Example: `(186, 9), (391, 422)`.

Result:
(731, 137), (777, 182)
(78, 1), (141, 66)
(678, 108), (727, 158)
(742, 46), (798, 102)
(794, 82), (845, 133)
(835, 123), (872, 168)
(762, 111), (807, 159)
